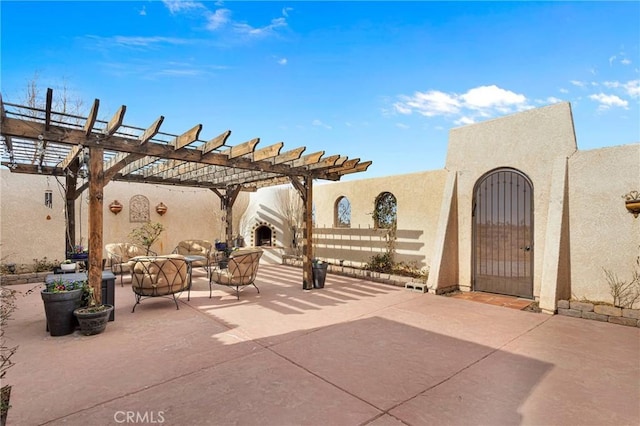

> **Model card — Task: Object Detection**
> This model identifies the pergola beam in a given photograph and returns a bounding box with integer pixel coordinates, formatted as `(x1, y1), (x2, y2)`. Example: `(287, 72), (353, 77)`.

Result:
(59, 145), (83, 170)
(172, 124), (202, 150)
(1, 88), (374, 294)
(83, 99), (99, 136)
(105, 105), (126, 136)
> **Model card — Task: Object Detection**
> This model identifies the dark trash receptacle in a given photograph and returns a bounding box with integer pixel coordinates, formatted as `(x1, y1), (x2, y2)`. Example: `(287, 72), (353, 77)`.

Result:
(312, 262), (328, 289)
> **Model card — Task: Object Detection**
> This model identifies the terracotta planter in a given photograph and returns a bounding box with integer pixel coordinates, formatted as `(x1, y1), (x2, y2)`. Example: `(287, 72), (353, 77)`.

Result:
(625, 200), (640, 218)
(109, 200), (123, 215)
(155, 202), (167, 216)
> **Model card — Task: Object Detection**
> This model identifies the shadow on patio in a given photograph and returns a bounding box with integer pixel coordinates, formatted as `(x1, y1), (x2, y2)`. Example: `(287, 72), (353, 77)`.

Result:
(3, 265), (639, 425)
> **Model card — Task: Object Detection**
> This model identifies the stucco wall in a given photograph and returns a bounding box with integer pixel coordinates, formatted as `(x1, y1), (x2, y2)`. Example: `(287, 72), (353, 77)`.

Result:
(567, 144), (640, 305)
(0, 170), (247, 266)
(312, 171), (447, 268)
(2, 102), (638, 311)
(1, 172), (67, 265)
(446, 102), (578, 296)
(238, 170), (448, 269)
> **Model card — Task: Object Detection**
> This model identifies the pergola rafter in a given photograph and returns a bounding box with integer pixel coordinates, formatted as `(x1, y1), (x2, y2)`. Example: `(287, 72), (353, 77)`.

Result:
(0, 88), (372, 297)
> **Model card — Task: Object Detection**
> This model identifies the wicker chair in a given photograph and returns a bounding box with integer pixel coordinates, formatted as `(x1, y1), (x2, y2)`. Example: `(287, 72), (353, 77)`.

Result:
(105, 243), (156, 286)
(172, 239), (212, 277)
(128, 255), (189, 312)
(209, 248), (263, 300)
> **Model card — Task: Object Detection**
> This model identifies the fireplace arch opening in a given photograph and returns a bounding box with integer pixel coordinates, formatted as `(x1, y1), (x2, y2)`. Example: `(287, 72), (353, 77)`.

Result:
(255, 225), (273, 246)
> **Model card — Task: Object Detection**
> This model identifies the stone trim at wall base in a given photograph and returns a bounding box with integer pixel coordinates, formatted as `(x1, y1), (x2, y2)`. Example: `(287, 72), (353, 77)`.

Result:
(557, 300), (640, 328)
(281, 260), (426, 288)
(1, 272), (52, 286)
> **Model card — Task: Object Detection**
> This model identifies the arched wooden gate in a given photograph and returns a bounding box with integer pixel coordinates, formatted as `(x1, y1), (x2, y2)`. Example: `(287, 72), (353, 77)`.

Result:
(472, 168), (534, 298)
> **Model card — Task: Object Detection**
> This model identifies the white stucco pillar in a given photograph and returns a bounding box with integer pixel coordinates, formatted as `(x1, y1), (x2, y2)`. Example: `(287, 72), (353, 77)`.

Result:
(427, 170), (459, 294)
(539, 157), (571, 314)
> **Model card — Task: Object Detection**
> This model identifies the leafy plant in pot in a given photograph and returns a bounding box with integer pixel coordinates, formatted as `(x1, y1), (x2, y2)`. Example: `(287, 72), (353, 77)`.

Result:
(74, 286), (114, 336)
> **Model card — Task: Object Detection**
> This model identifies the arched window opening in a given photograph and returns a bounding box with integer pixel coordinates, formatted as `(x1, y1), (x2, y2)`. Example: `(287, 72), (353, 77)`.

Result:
(335, 196), (351, 228)
(373, 192), (397, 229)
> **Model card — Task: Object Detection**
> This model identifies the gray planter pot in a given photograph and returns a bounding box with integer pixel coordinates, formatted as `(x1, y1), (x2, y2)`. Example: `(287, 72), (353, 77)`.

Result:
(41, 289), (83, 336)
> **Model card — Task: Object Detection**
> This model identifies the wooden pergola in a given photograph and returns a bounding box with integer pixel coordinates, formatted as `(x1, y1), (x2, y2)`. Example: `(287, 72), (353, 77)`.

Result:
(0, 88), (371, 301)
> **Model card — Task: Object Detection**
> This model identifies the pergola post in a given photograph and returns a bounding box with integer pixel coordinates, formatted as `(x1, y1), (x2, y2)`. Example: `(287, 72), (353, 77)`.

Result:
(212, 186), (241, 245)
(290, 175), (313, 290)
(64, 171), (77, 255)
(88, 146), (104, 304)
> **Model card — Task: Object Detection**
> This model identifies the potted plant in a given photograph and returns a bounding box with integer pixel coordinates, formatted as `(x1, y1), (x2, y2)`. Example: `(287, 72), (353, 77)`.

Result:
(39, 277), (85, 336)
(60, 259), (76, 272)
(217, 246), (236, 269)
(129, 221), (165, 255)
(68, 244), (88, 261)
(73, 286), (114, 336)
(312, 258), (328, 289)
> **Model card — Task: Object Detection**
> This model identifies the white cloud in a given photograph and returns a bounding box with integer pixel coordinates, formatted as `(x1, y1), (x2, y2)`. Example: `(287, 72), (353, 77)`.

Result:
(206, 8), (231, 30)
(394, 90), (460, 117)
(546, 97), (563, 104)
(621, 58), (632, 66)
(312, 119), (332, 130)
(559, 88), (569, 94)
(166, 2), (288, 38)
(589, 93), (629, 110)
(163, 1), (205, 14)
(106, 36), (190, 48)
(603, 79), (639, 98)
(139, 6), (147, 16)
(395, 123), (409, 129)
(460, 85), (527, 113)
(571, 80), (587, 88)
(609, 55), (616, 66)
(393, 85), (529, 125)
(277, 58), (287, 65)
(454, 116), (475, 126)
(234, 17), (287, 37)
(625, 80), (640, 98)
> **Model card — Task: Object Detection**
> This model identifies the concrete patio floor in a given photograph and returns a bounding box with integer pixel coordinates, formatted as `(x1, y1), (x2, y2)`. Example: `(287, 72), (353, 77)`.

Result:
(3, 264), (639, 426)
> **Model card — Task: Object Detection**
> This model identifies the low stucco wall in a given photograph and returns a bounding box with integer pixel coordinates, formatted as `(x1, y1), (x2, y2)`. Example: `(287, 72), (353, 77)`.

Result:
(313, 170), (447, 268)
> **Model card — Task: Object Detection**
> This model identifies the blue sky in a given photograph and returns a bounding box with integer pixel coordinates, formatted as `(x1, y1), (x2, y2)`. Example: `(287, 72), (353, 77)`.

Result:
(1, 1), (639, 179)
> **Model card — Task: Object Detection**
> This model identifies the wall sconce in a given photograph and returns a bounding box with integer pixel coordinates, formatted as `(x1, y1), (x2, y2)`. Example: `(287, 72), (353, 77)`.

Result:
(155, 202), (167, 216)
(624, 191), (640, 218)
(109, 200), (123, 215)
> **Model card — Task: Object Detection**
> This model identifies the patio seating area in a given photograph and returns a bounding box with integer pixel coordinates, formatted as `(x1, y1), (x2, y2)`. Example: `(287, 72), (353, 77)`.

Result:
(3, 265), (639, 425)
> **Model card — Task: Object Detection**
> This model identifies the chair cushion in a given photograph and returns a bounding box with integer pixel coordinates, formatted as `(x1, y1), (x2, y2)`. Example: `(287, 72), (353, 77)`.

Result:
(129, 254), (188, 296)
(212, 249), (263, 287)
(173, 240), (212, 267)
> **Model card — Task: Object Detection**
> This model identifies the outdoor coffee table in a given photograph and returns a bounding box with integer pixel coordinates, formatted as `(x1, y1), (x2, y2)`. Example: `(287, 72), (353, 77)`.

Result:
(183, 255), (207, 301)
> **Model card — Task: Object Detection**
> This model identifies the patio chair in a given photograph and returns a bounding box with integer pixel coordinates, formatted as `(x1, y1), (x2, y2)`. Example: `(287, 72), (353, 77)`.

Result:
(209, 248), (263, 300)
(105, 243), (156, 286)
(172, 239), (212, 276)
(128, 254), (189, 312)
